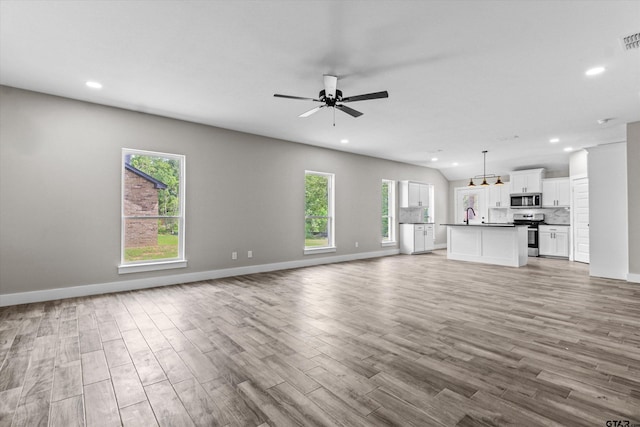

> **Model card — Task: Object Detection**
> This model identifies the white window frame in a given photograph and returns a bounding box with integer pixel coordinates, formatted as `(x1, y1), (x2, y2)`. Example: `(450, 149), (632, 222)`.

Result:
(381, 179), (396, 246)
(119, 148), (186, 274)
(304, 170), (336, 255)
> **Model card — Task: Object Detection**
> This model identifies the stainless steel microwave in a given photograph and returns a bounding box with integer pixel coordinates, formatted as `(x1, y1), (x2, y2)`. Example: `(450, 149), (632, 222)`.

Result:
(510, 193), (542, 209)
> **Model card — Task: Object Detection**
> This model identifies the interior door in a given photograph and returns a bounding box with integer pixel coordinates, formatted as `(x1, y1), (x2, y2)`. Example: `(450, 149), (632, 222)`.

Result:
(573, 178), (589, 263)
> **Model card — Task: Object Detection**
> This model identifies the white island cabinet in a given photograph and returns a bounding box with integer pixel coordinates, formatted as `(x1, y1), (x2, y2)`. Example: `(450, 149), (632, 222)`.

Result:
(400, 224), (434, 254)
(444, 224), (529, 267)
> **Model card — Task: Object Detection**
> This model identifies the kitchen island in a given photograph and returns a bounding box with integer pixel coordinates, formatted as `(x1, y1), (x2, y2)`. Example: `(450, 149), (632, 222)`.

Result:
(442, 223), (529, 267)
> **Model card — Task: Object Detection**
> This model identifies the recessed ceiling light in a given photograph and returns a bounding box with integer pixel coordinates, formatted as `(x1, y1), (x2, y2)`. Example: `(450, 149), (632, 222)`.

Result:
(564, 147), (573, 152)
(452, 162), (459, 166)
(431, 158), (438, 162)
(549, 138), (560, 143)
(340, 139), (349, 144)
(85, 81), (103, 89)
(585, 66), (605, 76)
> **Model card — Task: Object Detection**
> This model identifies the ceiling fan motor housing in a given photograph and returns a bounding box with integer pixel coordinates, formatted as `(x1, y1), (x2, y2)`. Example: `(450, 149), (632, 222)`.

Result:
(319, 89), (342, 106)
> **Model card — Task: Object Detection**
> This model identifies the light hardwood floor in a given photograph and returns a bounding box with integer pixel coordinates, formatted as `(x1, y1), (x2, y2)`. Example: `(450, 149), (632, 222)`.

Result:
(1, 250), (639, 426)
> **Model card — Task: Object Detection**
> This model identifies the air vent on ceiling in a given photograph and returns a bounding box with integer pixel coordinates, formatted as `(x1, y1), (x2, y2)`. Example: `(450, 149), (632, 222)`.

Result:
(622, 32), (640, 50)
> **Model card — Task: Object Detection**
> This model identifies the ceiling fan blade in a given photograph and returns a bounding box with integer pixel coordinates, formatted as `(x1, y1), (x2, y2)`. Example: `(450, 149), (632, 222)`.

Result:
(274, 94), (319, 101)
(341, 91), (389, 103)
(335, 104), (363, 117)
(323, 75), (338, 99)
(299, 105), (324, 117)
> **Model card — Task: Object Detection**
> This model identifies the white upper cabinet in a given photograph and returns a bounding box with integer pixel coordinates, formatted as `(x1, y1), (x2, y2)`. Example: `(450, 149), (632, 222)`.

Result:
(400, 181), (431, 208)
(419, 184), (430, 208)
(542, 178), (570, 207)
(488, 182), (511, 208)
(407, 182), (420, 207)
(509, 168), (545, 193)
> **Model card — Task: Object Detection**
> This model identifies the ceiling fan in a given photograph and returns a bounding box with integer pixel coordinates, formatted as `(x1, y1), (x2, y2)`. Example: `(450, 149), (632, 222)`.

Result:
(274, 75), (388, 122)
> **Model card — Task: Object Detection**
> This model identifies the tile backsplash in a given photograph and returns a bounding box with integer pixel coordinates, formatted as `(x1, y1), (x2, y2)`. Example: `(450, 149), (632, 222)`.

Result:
(544, 208), (570, 224)
(488, 207), (570, 224)
(399, 207), (430, 223)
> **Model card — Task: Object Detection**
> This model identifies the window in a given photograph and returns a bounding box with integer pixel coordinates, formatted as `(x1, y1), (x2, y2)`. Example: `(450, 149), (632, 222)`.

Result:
(304, 171), (335, 254)
(119, 149), (186, 273)
(382, 179), (396, 245)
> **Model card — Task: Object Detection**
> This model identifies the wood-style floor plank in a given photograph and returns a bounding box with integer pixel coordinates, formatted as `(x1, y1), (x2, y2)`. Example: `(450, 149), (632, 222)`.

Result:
(80, 350), (109, 385)
(172, 377), (226, 426)
(145, 380), (195, 427)
(51, 361), (82, 402)
(0, 387), (21, 427)
(119, 400), (158, 427)
(49, 395), (84, 427)
(0, 251), (639, 426)
(110, 363), (146, 409)
(84, 379), (120, 427)
(11, 391), (49, 427)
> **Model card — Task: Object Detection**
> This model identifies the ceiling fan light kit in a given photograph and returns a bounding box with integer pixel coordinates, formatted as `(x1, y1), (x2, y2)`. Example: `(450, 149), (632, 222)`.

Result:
(468, 150), (503, 187)
(274, 74), (388, 125)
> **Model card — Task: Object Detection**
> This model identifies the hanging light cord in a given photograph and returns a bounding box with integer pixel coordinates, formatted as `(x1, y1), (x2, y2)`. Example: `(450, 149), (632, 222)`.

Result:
(483, 150), (487, 180)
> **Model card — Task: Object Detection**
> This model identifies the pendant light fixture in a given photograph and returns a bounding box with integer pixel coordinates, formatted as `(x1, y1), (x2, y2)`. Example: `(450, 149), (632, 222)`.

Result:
(468, 150), (503, 186)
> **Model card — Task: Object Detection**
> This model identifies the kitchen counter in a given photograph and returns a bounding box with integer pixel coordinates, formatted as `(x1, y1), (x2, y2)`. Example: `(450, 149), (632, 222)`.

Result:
(441, 223), (526, 227)
(443, 223), (528, 267)
(399, 222), (435, 224)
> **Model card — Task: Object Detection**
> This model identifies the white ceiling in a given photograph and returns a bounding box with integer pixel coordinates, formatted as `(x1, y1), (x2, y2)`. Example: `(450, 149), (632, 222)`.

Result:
(1, 1), (639, 180)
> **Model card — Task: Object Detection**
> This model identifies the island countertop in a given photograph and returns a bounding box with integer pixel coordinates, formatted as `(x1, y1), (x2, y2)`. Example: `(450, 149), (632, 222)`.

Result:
(441, 223), (528, 227)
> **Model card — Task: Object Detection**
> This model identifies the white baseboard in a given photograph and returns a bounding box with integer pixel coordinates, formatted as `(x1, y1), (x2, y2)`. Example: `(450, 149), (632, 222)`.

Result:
(628, 273), (640, 283)
(0, 249), (400, 307)
(434, 243), (447, 250)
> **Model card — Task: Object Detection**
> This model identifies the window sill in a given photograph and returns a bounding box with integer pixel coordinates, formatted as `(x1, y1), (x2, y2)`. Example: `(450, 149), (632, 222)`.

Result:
(304, 246), (337, 255)
(381, 241), (397, 247)
(118, 260), (187, 274)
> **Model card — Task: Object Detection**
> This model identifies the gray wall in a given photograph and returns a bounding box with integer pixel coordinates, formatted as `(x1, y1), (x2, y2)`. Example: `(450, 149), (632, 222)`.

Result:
(628, 121), (640, 278)
(0, 86), (449, 296)
(569, 150), (588, 177)
(587, 142), (628, 280)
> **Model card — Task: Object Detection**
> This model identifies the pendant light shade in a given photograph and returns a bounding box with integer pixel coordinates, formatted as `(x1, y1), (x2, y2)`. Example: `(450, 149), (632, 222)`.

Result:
(469, 150), (502, 186)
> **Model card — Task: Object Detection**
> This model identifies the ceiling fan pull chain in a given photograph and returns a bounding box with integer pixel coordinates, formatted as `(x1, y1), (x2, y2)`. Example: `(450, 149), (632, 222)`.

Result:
(333, 107), (336, 127)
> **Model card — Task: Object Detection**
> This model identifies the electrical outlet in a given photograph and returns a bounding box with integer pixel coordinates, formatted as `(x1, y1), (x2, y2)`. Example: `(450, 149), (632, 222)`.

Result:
(247, 250), (253, 258)
(231, 251), (237, 260)
(355, 241), (359, 248)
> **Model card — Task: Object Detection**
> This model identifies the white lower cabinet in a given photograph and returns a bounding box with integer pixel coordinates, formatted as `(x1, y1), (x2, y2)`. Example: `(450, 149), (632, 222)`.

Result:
(400, 224), (434, 254)
(539, 225), (569, 257)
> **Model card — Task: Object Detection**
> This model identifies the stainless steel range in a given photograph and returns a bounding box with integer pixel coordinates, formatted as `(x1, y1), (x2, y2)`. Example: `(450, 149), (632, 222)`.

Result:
(513, 213), (545, 256)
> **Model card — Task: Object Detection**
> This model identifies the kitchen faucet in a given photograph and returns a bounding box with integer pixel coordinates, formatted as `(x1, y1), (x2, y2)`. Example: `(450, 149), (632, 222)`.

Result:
(465, 207), (476, 225)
